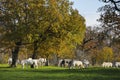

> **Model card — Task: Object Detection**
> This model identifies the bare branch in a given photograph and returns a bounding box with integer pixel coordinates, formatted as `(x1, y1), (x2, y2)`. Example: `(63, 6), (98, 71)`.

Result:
(103, 0), (120, 11)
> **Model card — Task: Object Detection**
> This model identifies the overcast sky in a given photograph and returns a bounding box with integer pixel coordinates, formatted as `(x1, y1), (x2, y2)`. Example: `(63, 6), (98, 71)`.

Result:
(70, 0), (105, 26)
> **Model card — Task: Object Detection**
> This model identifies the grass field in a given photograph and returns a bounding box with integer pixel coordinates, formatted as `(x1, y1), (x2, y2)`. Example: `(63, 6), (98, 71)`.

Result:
(0, 64), (120, 80)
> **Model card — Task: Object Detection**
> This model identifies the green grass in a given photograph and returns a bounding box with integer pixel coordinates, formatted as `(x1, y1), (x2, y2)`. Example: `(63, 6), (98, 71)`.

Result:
(0, 64), (120, 80)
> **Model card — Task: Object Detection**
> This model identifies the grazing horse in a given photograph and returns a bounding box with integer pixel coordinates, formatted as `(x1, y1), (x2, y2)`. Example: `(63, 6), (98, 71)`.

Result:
(8, 58), (12, 66)
(68, 60), (84, 69)
(39, 58), (47, 66)
(58, 59), (71, 67)
(115, 62), (120, 68)
(8, 57), (20, 66)
(83, 59), (90, 68)
(60, 59), (65, 67)
(21, 58), (33, 69)
(21, 58), (39, 69)
(21, 58), (46, 69)
(102, 62), (113, 68)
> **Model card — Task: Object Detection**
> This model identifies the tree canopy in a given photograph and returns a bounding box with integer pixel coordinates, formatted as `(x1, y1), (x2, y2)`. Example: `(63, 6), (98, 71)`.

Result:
(0, 0), (86, 67)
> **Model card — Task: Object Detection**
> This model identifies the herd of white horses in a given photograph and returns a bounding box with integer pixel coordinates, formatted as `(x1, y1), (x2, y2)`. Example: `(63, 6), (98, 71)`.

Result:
(102, 62), (120, 68)
(8, 58), (120, 69)
(8, 58), (46, 69)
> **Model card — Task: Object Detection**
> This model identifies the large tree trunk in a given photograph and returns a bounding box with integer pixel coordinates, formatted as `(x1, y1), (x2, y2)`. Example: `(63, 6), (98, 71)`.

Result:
(91, 57), (96, 66)
(32, 40), (38, 59)
(56, 54), (59, 66)
(45, 56), (49, 66)
(31, 40), (38, 68)
(11, 41), (21, 67)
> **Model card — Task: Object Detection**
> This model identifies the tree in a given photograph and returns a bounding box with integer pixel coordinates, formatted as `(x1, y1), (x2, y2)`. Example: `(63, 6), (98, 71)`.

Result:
(0, 0), (86, 67)
(98, 0), (120, 64)
(29, 0), (86, 60)
(90, 47), (113, 65)
(99, 0), (120, 46)
(99, 47), (113, 62)
(0, 0), (46, 67)
(98, 5), (120, 43)
(99, 0), (120, 11)
(75, 26), (106, 60)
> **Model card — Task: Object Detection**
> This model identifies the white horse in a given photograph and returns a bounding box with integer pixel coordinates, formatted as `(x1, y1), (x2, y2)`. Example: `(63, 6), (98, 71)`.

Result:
(8, 57), (20, 66)
(83, 59), (90, 68)
(115, 62), (120, 68)
(21, 58), (46, 69)
(69, 60), (84, 69)
(21, 58), (33, 69)
(102, 62), (113, 68)
(21, 58), (39, 69)
(8, 58), (12, 65)
(32, 59), (40, 68)
(38, 58), (46, 66)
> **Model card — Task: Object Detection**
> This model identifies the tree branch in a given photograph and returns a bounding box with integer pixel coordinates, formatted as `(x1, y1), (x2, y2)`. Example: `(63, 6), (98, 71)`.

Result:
(101, 0), (120, 11)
